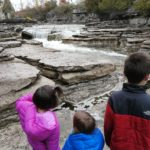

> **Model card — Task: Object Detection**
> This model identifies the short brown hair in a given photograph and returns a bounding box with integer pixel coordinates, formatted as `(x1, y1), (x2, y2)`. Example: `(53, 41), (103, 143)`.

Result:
(73, 111), (96, 134)
(124, 52), (150, 84)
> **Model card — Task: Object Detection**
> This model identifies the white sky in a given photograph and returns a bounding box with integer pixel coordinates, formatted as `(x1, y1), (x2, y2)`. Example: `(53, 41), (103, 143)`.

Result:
(10, 0), (79, 11)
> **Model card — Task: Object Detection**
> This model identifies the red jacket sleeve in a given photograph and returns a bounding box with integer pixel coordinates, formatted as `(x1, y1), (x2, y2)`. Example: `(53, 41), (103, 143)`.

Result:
(104, 100), (114, 147)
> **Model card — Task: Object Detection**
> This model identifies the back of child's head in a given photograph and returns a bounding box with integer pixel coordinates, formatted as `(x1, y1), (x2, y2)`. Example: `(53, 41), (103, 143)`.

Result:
(33, 85), (63, 110)
(124, 52), (150, 84)
(73, 111), (96, 134)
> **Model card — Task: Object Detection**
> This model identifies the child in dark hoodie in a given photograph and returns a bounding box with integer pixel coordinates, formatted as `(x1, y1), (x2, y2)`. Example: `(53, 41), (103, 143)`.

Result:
(62, 111), (104, 150)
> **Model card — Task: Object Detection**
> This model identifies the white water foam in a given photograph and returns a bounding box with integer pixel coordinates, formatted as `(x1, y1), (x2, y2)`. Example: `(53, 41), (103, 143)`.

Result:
(36, 38), (126, 57)
(24, 24), (126, 57)
(24, 24), (84, 39)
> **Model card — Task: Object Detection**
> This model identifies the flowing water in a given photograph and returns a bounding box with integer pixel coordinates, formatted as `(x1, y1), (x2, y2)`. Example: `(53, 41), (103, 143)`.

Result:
(24, 24), (126, 109)
(24, 24), (125, 57)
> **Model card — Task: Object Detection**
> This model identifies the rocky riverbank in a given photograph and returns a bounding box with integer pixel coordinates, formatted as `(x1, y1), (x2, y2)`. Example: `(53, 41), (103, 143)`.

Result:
(63, 27), (150, 53)
(0, 23), (122, 150)
(0, 22), (149, 150)
(60, 18), (150, 54)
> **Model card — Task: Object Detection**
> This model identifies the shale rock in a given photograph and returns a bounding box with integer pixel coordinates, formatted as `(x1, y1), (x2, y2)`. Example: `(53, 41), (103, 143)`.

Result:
(0, 59), (40, 97)
(141, 40), (150, 52)
(4, 44), (117, 85)
(0, 41), (21, 48)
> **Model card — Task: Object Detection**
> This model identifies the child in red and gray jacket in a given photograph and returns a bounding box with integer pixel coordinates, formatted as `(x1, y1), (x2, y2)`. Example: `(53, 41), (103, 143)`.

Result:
(104, 52), (150, 150)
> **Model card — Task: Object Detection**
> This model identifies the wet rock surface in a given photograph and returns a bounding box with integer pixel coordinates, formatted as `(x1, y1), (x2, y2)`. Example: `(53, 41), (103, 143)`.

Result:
(0, 76), (55, 130)
(21, 39), (43, 45)
(0, 23), (149, 150)
(141, 40), (150, 52)
(3, 44), (120, 106)
(62, 74), (118, 104)
(0, 37), (119, 150)
(63, 27), (150, 52)
(4, 44), (119, 86)
(0, 41), (22, 48)
(0, 58), (39, 97)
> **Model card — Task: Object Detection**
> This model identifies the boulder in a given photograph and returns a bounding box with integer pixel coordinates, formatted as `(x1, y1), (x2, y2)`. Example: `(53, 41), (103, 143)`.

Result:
(47, 33), (62, 41)
(0, 53), (14, 62)
(22, 31), (33, 39)
(0, 59), (40, 96)
(60, 64), (115, 85)
(22, 39), (42, 45)
(14, 25), (24, 33)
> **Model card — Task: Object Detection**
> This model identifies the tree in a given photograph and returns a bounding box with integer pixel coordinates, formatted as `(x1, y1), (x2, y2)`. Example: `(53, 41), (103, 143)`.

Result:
(2, 0), (15, 19)
(44, 0), (57, 12)
(53, 2), (74, 16)
(134, 0), (150, 16)
(98, 0), (132, 13)
(84, 0), (99, 13)
(84, 0), (134, 15)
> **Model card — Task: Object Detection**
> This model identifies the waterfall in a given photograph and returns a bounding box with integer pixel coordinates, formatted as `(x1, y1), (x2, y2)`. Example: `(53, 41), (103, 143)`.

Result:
(24, 24), (84, 39)
(23, 24), (126, 58)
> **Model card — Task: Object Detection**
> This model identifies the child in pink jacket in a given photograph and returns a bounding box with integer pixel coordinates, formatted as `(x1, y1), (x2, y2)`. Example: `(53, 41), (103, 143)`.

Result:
(16, 85), (63, 150)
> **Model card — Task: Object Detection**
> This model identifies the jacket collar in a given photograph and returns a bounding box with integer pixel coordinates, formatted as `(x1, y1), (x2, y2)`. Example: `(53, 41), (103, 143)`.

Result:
(123, 83), (146, 94)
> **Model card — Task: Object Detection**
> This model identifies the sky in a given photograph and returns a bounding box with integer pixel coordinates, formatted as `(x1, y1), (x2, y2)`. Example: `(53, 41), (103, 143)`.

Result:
(10, 0), (79, 11)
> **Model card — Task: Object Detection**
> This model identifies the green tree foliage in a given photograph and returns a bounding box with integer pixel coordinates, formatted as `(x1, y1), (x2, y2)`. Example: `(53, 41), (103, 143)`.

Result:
(16, 0), (75, 21)
(53, 2), (74, 16)
(44, 0), (57, 12)
(98, 0), (132, 13)
(134, 0), (150, 16)
(84, 0), (134, 14)
(2, 0), (15, 19)
(84, 0), (99, 13)
(74, 0), (86, 10)
(17, 0), (57, 21)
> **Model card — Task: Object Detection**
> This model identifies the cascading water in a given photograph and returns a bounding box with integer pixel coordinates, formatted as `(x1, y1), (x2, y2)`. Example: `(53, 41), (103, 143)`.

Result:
(24, 24), (83, 39)
(23, 24), (127, 110)
(23, 24), (126, 58)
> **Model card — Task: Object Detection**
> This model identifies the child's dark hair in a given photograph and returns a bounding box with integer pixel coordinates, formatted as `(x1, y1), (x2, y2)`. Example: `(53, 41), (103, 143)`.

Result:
(33, 85), (63, 110)
(124, 52), (150, 84)
(73, 111), (96, 134)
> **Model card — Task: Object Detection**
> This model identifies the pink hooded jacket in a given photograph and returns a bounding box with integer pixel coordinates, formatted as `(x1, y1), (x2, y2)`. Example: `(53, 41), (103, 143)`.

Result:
(16, 93), (60, 150)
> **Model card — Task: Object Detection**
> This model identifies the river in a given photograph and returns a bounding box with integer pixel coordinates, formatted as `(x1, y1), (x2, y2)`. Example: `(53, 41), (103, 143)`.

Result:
(0, 24), (128, 150)
(23, 24), (126, 110)
(24, 24), (126, 57)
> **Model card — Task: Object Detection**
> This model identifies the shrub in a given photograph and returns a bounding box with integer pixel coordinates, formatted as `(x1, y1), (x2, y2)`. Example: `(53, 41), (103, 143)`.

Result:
(134, 0), (150, 16)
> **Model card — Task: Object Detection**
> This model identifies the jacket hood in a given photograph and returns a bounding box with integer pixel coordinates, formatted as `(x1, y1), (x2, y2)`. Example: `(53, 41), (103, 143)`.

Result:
(69, 128), (104, 150)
